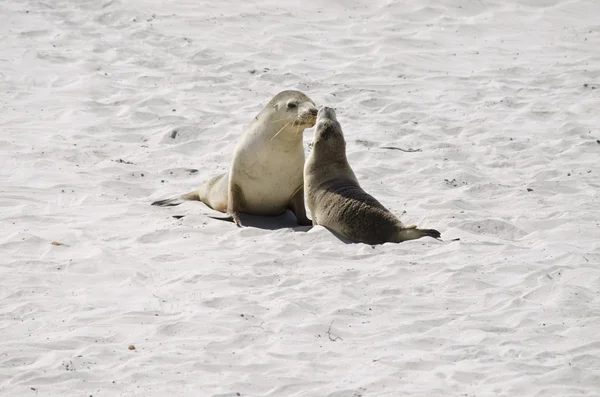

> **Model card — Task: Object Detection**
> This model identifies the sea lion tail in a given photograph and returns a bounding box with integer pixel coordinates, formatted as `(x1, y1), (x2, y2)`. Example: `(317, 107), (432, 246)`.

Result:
(151, 191), (200, 207)
(397, 224), (441, 242)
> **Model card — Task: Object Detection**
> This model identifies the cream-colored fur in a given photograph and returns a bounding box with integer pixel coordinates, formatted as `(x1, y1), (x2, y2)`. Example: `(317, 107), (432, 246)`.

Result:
(153, 90), (318, 226)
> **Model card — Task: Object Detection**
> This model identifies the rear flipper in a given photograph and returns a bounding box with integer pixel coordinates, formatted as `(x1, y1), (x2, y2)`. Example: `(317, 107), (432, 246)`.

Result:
(397, 225), (441, 242)
(151, 191), (200, 207)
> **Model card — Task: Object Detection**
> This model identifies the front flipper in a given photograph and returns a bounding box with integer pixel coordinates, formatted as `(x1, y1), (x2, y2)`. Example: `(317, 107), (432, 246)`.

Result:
(227, 182), (246, 227)
(288, 186), (312, 226)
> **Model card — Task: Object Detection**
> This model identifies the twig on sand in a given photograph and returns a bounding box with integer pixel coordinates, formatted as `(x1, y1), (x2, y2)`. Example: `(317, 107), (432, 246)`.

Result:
(381, 146), (422, 153)
(249, 321), (267, 331)
(327, 321), (343, 342)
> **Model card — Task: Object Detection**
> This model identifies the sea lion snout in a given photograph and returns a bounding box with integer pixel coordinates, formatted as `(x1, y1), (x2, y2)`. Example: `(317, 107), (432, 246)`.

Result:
(317, 106), (337, 121)
(296, 102), (318, 127)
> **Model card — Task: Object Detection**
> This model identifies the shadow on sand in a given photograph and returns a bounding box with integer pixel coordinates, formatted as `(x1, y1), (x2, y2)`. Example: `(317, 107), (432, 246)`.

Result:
(205, 211), (362, 244)
(203, 210), (313, 232)
(174, 211), (447, 245)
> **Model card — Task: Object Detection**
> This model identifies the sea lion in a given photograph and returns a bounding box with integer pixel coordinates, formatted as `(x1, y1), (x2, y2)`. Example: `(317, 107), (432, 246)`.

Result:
(303, 106), (441, 244)
(152, 90), (318, 227)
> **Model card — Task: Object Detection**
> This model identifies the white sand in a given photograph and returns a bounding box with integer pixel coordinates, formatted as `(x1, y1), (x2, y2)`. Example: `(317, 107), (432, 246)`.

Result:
(1, 0), (600, 396)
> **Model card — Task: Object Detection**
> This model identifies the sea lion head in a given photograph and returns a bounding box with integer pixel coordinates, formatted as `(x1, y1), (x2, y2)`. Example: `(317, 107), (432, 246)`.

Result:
(268, 90), (318, 129)
(309, 106), (347, 162)
(314, 106), (344, 142)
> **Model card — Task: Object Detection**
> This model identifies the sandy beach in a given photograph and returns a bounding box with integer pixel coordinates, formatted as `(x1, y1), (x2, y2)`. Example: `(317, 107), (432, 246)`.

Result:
(1, 0), (599, 396)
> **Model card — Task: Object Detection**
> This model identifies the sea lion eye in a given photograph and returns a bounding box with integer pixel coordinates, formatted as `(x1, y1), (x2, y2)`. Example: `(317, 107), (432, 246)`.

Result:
(287, 102), (297, 109)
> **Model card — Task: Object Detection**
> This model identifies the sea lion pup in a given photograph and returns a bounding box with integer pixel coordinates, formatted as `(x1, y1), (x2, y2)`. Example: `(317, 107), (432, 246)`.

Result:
(152, 90), (318, 227)
(304, 107), (441, 245)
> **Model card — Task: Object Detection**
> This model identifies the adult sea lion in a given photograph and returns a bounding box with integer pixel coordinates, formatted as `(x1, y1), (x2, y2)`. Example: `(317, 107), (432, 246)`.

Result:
(153, 90), (318, 226)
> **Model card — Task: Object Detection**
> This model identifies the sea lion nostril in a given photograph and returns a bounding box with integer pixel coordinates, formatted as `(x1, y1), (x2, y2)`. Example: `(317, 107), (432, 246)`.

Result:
(310, 108), (318, 116)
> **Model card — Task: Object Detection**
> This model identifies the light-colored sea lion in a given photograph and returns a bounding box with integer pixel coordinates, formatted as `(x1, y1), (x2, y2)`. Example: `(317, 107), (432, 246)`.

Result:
(152, 90), (318, 227)
(303, 106), (441, 244)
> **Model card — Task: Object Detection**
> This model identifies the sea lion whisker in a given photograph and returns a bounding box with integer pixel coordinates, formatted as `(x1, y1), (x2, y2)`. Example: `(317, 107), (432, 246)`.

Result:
(269, 117), (293, 123)
(271, 121), (292, 141)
